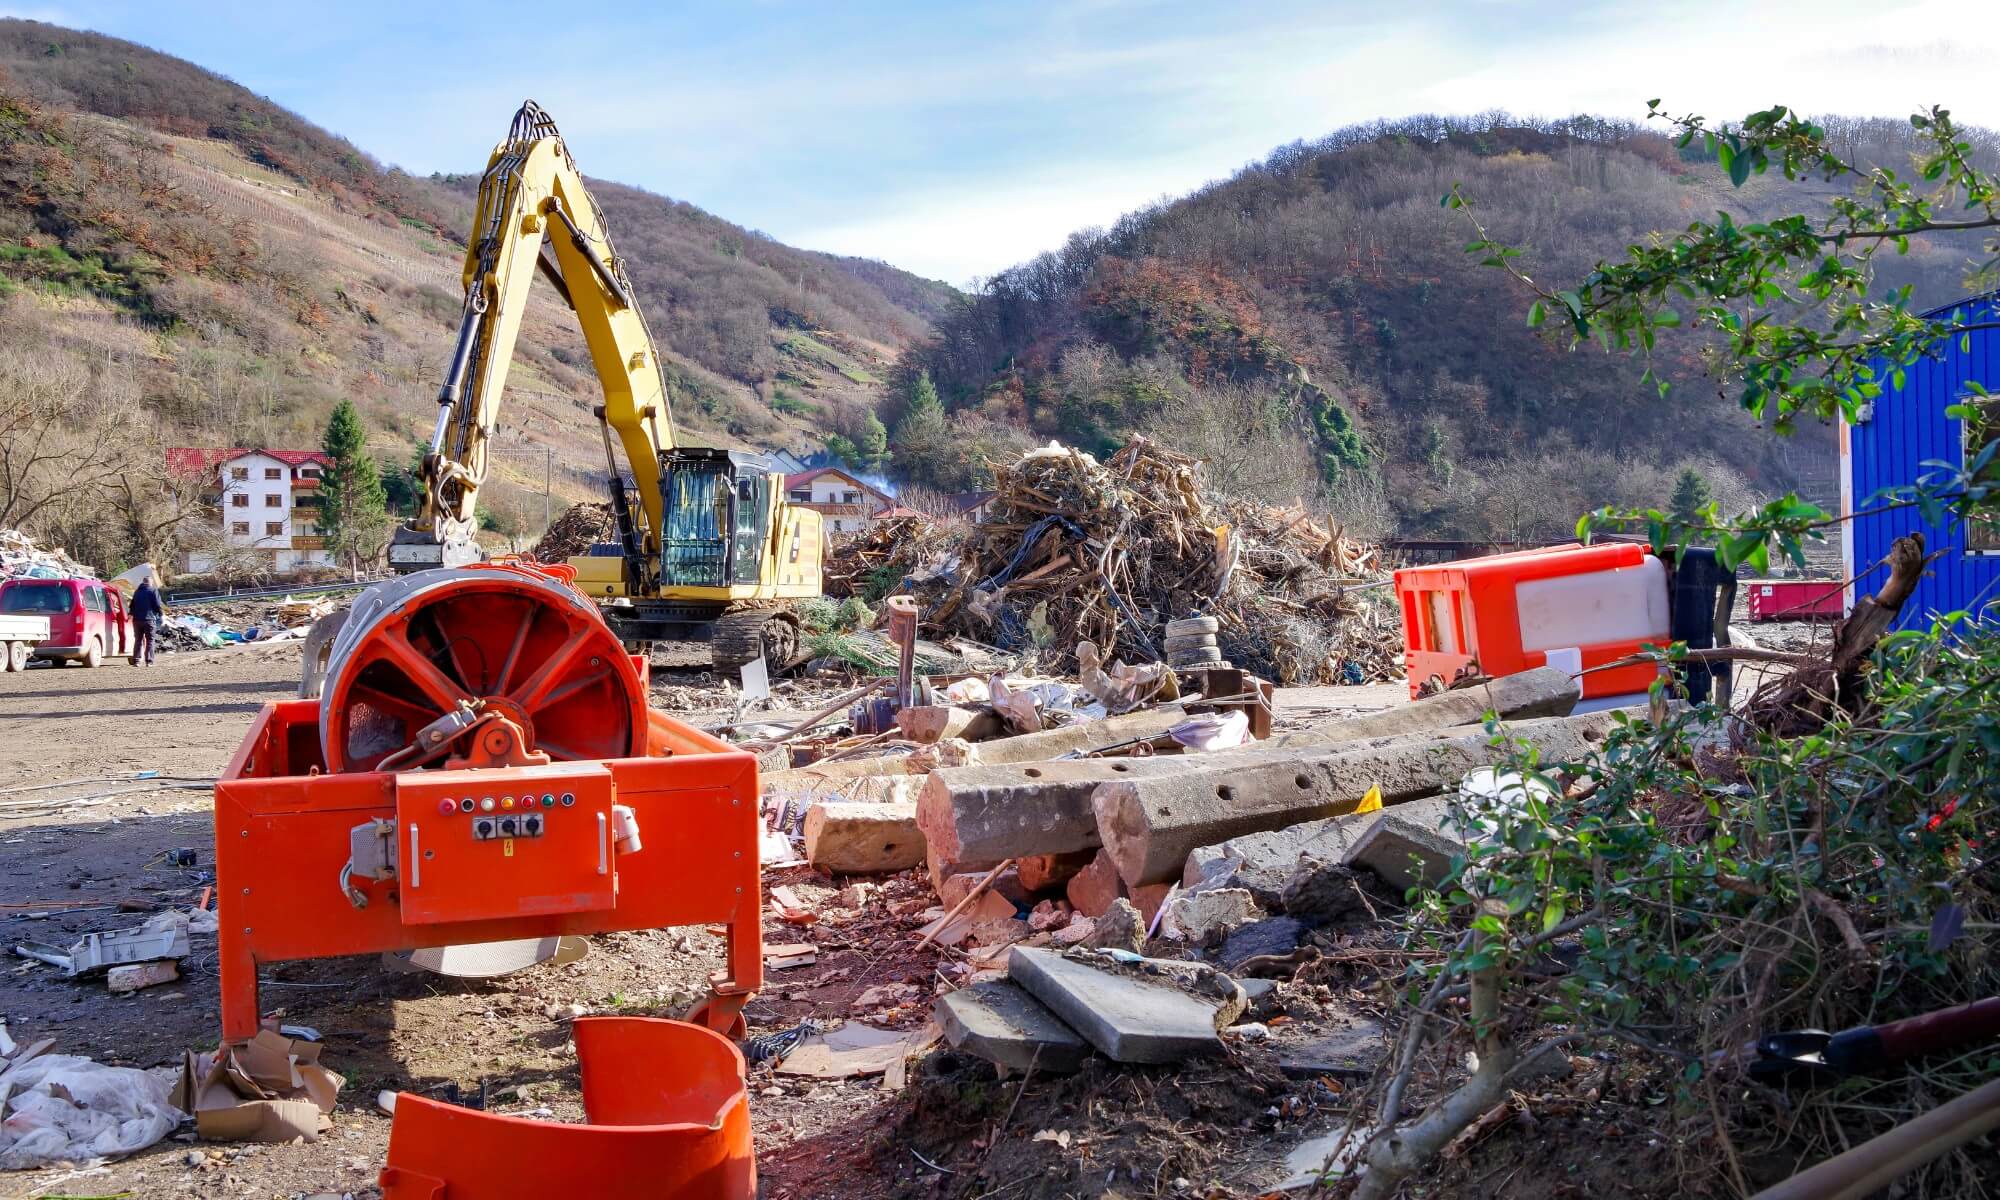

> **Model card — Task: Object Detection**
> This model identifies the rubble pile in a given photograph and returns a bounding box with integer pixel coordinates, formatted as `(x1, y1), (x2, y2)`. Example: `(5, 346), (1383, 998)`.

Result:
(0, 527), (94, 581)
(825, 439), (1399, 684)
(753, 662), (1606, 1124)
(157, 594), (342, 652)
(530, 502), (617, 562)
(820, 515), (952, 599)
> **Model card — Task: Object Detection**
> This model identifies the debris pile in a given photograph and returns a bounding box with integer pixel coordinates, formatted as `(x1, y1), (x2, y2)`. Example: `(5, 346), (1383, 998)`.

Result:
(823, 439), (1399, 684)
(531, 502), (617, 561)
(0, 527), (93, 580)
(156, 593), (340, 652)
(820, 514), (955, 599)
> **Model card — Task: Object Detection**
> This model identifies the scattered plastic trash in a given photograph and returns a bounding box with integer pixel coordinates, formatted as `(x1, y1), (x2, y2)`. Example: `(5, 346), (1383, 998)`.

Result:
(0, 1054), (184, 1168)
(1171, 710), (1252, 753)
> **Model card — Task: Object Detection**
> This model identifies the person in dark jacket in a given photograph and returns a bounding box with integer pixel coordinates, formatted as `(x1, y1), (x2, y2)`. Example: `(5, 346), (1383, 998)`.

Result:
(129, 578), (165, 666)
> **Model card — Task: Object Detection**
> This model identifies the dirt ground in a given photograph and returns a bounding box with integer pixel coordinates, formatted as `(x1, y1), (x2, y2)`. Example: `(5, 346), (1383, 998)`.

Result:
(0, 642), (1422, 1200)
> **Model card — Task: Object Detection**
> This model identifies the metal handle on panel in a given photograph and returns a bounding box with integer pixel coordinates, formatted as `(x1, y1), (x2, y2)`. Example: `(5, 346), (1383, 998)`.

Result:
(596, 811), (608, 875)
(409, 824), (421, 888)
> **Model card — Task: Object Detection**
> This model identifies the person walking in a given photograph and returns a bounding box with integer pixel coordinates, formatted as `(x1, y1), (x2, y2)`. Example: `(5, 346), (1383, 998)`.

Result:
(130, 576), (165, 666)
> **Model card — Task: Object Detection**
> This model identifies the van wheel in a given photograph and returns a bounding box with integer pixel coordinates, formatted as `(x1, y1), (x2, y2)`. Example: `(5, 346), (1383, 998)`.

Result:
(5, 641), (25, 672)
(81, 637), (102, 669)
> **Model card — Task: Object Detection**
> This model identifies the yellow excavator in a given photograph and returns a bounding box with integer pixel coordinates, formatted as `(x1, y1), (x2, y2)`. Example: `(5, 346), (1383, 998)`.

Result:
(388, 101), (823, 670)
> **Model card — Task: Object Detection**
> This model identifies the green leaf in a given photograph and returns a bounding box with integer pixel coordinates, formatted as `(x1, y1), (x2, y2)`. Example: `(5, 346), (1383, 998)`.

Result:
(1527, 299), (1547, 328)
(1542, 900), (1567, 933)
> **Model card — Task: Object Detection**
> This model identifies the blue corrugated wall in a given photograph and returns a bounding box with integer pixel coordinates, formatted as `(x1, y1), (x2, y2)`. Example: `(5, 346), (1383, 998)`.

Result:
(1844, 294), (2000, 628)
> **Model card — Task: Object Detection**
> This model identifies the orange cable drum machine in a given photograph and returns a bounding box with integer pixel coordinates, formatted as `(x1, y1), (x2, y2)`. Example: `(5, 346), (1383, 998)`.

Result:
(213, 564), (763, 1195)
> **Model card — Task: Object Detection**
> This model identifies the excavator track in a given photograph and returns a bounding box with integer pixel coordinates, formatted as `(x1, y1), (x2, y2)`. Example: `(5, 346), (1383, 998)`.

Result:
(710, 604), (803, 673)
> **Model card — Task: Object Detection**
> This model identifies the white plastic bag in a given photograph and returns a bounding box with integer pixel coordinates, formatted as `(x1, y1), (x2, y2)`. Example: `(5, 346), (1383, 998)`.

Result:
(0, 1054), (183, 1169)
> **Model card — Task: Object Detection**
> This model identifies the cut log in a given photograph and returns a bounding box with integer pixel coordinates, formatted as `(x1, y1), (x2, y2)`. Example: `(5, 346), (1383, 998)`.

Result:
(896, 705), (1003, 745)
(1094, 713), (1617, 887)
(803, 801), (926, 874)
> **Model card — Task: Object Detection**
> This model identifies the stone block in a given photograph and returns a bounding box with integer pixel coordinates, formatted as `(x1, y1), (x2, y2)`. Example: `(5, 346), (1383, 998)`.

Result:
(1008, 946), (1225, 1064)
(935, 980), (1091, 1073)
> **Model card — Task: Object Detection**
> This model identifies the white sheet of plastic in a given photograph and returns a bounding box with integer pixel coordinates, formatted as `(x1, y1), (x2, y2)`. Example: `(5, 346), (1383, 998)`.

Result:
(0, 1054), (184, 1169)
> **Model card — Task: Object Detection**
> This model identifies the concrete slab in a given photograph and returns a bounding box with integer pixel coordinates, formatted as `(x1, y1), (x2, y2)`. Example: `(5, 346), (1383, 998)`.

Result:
(1008, 946), (1225, 1064)
(934, 980), (1091, 1073)
(1343, 811), (1465, 893)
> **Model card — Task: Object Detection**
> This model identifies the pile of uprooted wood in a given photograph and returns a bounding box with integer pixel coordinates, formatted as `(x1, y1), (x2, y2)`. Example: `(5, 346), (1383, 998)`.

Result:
(531, 503), (617, 562)
(903, 438), (1398, 684)
(820, 515), (954, 599)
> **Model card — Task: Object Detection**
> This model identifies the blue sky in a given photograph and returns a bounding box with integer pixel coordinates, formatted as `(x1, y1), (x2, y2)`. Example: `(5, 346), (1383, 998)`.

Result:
(5, 0), (1996, 284)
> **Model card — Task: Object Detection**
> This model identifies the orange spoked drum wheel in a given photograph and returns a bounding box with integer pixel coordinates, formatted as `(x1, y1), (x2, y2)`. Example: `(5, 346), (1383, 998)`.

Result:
(319, 565), (647, 772)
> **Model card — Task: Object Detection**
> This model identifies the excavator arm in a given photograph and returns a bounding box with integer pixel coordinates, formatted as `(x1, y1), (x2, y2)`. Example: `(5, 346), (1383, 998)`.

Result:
(389, 101), (674, 571)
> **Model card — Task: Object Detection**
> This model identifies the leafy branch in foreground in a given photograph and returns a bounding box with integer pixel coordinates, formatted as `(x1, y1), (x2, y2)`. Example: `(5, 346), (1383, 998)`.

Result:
(1449, 102), (2000, 571)
(1447, 103), (2000, 432)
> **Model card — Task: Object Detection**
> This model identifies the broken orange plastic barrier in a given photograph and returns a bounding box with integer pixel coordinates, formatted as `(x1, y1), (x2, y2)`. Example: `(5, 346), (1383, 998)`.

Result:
(379, 1016), (754, 1199)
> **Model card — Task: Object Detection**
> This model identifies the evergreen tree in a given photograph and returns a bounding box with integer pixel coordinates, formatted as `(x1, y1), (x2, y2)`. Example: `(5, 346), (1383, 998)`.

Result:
(855, 411), (889, 471)
(319, 399), (390, 570)
(1668, 467), (1713, 525)
(905, 369), (942, 421)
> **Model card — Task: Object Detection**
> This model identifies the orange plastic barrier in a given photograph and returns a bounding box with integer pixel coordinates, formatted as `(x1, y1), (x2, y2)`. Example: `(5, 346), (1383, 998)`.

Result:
(1395, 542), (1668, 701)
(378, 1017), (754, 1199)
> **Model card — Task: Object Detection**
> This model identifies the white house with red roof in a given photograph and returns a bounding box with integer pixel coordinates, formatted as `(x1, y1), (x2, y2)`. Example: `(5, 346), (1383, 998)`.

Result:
(782, 466), (895, 535)
(167, 447), (336, 574)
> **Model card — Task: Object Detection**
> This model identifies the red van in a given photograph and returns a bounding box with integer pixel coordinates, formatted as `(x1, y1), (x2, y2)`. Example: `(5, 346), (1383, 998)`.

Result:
(0, 577), (137, 667)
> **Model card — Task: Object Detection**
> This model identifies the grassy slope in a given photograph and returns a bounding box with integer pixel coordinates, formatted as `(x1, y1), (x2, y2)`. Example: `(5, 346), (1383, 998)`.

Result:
(0, 18), (951, 535)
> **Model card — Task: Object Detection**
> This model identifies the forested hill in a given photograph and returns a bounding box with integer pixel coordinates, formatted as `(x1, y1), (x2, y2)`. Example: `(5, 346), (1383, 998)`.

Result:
(0, 18), (950, 569)
(893, 114), (2000, 539)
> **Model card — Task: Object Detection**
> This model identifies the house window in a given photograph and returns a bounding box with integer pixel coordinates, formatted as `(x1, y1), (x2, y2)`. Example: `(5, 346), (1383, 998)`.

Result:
(231, 521), (250, 535)
(265, 521), (284, 536)
(842, 490), (860, 503)
(264, 467), (282, 480)
(230, 467), (249, 481)
(789, 490), (811, 502)
(231, 494), (249, 508)
(1967, 396), (2000, 552)
(264, 494), (282, 507)
(297, 466), (320, 479)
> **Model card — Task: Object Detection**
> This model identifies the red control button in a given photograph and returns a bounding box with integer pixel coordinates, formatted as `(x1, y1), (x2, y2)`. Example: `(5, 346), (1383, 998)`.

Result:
(436, 799), (456, 816)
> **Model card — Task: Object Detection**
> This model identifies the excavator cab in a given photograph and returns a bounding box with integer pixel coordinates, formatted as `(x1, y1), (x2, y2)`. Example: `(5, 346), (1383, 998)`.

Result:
(576, 447), (818, 670)
(652, 448), (776, 590)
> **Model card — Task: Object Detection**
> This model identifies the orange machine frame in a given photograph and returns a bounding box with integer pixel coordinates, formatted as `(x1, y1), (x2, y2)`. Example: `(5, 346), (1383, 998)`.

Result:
(1395, 542), (1664, 701)
(214, 702), (763, 1043)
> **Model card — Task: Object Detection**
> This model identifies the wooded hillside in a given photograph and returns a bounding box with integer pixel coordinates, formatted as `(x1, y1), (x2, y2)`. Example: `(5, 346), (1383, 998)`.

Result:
(895, 114), (2000, 539)
(0, 18), (949, 571)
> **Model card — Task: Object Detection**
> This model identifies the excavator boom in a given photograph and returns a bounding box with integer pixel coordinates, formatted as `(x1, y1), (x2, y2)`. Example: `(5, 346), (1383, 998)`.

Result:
(388, 102), (823, 672)
(389, 102), (674, 570)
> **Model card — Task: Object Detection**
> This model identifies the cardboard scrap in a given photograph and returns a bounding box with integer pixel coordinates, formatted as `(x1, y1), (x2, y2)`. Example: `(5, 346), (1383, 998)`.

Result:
(914, 889), (1018, 949)
(778, 1021), (940, 1082)
(173, 1030), (343, 1143)
(765, 943), (818, 970)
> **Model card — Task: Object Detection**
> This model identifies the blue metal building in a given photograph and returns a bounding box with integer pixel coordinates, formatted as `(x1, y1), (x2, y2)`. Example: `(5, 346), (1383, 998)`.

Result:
(1841, 292), (2000, 626)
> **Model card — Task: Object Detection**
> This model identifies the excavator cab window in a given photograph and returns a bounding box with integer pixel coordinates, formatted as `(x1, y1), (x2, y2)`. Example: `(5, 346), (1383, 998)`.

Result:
(728, 472), (770, 586)
(660, 459), (731, 587)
